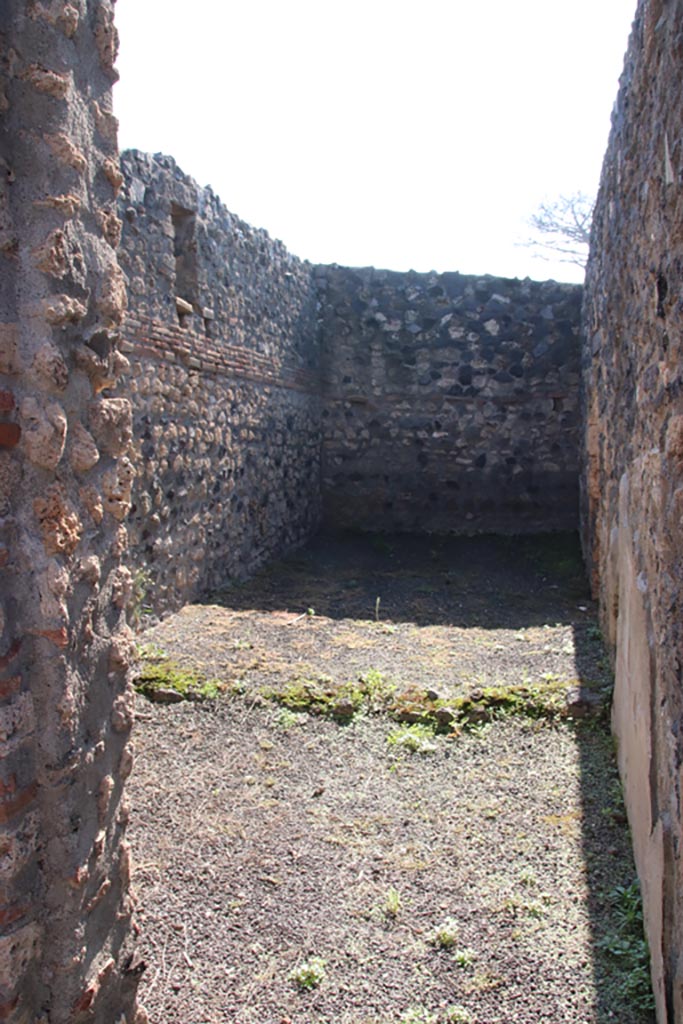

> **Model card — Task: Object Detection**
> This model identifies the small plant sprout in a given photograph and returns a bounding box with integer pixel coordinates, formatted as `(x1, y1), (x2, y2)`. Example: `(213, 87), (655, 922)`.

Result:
(399, 1008), (437, 1024)
(519, 867), (536, 888)
(445, 1006), (473, 1024)
(454, 947), (476, 968)
(387, 723), (438, 754)
(129, 567), (153, 629)
(231, 638), (253, 651)
(430, 918), (459, 949)
(289, 956), (326, 990)
(276, 708), (305, 730)
(384, 886), (402, 919)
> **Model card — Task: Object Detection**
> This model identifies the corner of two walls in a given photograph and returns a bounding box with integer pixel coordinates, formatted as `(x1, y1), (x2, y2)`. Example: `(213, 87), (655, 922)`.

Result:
(319, 265), (582, 534)
(581, 0), (683, 1019)
(8, 0), (682, 1021)
(118, 158), (585, 622)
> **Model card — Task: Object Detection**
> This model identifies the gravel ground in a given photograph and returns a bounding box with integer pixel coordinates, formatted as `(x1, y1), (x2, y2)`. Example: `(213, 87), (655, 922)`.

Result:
(128, 531), (654, 1024)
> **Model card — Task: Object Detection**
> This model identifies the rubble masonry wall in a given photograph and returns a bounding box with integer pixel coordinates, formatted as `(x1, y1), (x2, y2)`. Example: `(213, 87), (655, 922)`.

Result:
(118, 151), (322, 616)
(0, 2), (140, 1022)
(319, 264), (581, 534)
(582, 1), (683, 1019)
(118, 156), (583, 621)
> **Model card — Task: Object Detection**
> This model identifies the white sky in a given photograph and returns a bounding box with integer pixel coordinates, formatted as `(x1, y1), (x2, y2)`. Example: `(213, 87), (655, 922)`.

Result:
(113, 0), (636, 285)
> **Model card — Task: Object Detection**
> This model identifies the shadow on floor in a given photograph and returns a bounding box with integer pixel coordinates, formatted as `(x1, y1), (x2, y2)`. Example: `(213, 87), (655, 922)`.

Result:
(144, 529), (653, 1022)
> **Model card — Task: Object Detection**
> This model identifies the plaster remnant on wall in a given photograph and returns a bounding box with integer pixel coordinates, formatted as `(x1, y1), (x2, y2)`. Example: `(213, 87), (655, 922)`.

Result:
(97, 262), (127, 324)
(98, 205), (122, 248)
(102, 458), (135, 521)
(33, 193), (81, 217)
(110, 687), (134, 734)
(102, 157), (124, 194)
(28, 0), (80, 37)
(79, 484), (104, 525)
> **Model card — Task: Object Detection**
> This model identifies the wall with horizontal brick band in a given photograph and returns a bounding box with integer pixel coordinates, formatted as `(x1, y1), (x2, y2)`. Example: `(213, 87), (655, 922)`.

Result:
(118, 154), (583, 622)
(118, 152), (322, 617)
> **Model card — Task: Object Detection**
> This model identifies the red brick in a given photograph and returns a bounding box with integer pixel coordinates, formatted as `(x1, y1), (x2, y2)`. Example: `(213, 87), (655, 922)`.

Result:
(32, 627), (68, 648)
(0, 997), (19, 1021)
(0, 392), (14, 413)
(0, 424), (20, 449)
(0, 781), (37, 824)
(0, 549), (7, 569)
(72, 986), (96, 1015)
(0, 677), (21, 701)
(0, 904), (27, 928)
(0, 641), (21, 673)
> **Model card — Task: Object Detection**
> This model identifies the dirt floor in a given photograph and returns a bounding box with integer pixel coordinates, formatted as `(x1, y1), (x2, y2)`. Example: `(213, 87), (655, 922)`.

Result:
(128, 531), (654, 1024)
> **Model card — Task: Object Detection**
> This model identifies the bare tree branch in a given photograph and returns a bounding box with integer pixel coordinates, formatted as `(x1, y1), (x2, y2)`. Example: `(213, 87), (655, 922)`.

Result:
(521, 192), (594, 268)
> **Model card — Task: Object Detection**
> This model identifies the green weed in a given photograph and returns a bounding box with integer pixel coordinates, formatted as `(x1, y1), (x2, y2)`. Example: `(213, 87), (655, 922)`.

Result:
(445, 1007), (473, 1024)
(262, 668), (601, 733)
(598, 880), (655, 1013)
(387, 723), (438, 754)
(384, 886), (402, 919)
(129, 568), (153, 629)
(454, 947), (476, 968)
(429, 918), (459, 949)
(399, 1008), (437, 1024)
(262, 668), (396, 722)
(276, 708), (306, 730)
(289, 956), (327, 990)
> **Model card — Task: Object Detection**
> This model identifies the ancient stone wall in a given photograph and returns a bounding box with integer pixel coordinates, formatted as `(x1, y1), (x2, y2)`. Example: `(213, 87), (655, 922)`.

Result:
(0, 3), (140, 1023)
(117, 151), (322, 615)
(319, 265), (582, 533)
(582, 1), (683, 1019)
(118, 154), (584, 615)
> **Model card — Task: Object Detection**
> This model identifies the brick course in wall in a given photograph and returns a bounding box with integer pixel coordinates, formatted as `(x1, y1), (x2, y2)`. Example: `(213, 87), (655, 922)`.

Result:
(119, 154), (585, 620)
(0, 8), (591, 1020)
(118, 152), (322, 616)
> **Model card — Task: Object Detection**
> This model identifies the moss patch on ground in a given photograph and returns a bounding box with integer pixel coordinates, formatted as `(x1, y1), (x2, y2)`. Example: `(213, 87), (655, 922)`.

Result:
(135, 644), (224, 702)
(260, 671), (608, 732)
